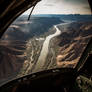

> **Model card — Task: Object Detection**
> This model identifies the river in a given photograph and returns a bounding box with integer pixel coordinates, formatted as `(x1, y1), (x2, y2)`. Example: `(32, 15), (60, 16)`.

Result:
(32, 22), (71, 73)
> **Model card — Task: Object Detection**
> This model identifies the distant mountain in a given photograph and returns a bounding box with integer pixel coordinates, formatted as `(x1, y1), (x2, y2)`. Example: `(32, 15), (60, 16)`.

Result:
(22, 14), (92, 22)
(2, 16), (63, 41)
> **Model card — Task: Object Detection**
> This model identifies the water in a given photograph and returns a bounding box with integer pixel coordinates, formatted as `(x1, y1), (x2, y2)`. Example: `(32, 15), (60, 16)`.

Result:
(32, 23), (70, 73)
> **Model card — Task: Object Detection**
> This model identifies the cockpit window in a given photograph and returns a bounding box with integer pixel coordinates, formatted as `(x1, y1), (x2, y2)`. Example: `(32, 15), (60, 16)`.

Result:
(0, 0), (92, 86)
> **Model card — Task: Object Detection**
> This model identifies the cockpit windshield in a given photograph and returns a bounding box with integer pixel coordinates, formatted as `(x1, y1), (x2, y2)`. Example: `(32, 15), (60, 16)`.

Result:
(0, 0), (92, 86)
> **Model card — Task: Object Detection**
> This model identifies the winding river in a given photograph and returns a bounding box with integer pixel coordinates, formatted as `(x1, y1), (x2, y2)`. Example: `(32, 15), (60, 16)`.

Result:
(33, 22), (70, 72)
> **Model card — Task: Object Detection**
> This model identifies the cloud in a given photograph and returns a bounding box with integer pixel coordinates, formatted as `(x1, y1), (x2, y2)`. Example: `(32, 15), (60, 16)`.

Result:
(44, 4), (54, 6)
(84, 6), (91, 10)
(47, 0), (87, 4)
(23, 0), (91, 15)
(63, 0), (87, 3)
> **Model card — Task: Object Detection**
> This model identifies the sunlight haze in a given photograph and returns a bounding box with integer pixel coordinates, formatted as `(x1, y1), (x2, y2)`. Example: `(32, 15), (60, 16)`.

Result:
(23, 0), (91, 15)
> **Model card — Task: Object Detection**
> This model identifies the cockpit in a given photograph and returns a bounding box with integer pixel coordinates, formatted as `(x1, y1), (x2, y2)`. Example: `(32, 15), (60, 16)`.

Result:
(0, 0), (92, 92)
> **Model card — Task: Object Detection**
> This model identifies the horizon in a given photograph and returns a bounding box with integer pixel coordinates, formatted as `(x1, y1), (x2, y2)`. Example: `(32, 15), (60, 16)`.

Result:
(22, 14), (92, 16)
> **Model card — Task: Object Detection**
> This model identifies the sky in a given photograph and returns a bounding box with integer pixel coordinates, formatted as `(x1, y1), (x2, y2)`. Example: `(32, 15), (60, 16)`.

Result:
(23, 0), (91, 15)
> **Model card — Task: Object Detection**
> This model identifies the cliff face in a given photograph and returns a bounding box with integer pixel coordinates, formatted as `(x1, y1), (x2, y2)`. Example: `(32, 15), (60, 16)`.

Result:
(53, 22), (92, 68)
(0, 40), (27, 81)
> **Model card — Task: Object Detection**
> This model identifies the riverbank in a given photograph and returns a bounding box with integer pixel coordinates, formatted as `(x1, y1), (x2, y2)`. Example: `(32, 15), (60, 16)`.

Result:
(32, 22), (70, 73)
